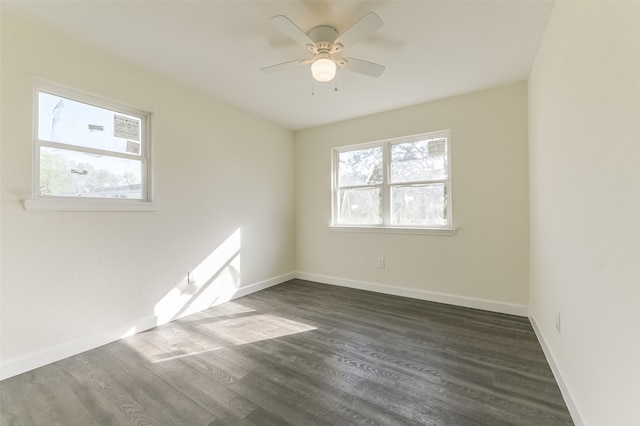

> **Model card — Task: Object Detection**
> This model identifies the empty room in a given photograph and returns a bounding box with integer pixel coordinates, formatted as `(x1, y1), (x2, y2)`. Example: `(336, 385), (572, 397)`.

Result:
(1, 1), (638, 425)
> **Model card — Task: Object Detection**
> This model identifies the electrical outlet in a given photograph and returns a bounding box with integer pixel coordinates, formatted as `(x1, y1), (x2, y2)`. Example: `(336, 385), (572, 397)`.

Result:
(377, 258), (385, 269)
(555, 311), (561, 333)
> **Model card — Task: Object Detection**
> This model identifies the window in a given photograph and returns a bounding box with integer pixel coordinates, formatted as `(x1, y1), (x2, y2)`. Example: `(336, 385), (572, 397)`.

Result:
(27, 81), (153, 211)
(332, 130), (452, 232)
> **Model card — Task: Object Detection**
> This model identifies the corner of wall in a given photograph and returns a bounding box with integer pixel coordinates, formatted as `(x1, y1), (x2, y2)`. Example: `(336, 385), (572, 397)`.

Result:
(528, 310), (587, 426)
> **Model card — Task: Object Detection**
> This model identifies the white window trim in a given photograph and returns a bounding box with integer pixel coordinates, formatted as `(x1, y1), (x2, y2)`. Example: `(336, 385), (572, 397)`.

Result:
(331, 130), (455, 234)
(25, 79), (156, 212)
(24, 198), (158, 212)
(330, 226), (457, 236)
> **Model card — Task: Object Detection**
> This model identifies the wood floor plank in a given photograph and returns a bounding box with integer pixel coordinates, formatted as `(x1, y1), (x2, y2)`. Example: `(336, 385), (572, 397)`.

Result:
(96, 342), (217, 425)
(225, 341), (403, 426)
(231, 372), (331, 426)
(1, 279), (574, 425)
(57, 354), (163, 425)
(133, 326), (246, 385)
(128, 333), (256, 422)
(0, 367), (98, 426)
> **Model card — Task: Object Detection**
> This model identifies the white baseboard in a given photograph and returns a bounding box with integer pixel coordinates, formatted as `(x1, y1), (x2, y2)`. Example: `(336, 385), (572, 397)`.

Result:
(0, 272), (295, 381)
(0, 315), (158, 382)
(295, 272), (529, 317)
(233, 272), (295, 299)
(529, 311), (587, 426)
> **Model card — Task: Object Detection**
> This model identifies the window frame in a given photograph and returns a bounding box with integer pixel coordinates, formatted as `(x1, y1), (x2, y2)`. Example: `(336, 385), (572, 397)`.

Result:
(331, 130), (455, 235)
(25, 80), (156, 212)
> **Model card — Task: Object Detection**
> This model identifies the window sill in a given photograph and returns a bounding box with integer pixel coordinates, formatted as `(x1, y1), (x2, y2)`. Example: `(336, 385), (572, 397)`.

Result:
(329, 225), (457, 236)
(24, 198), (158, 212)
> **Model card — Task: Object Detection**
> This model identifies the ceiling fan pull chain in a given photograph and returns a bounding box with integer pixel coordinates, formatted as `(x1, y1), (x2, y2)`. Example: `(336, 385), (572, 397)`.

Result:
(311, 77), (316, 96)
(334, 71), (339, 92)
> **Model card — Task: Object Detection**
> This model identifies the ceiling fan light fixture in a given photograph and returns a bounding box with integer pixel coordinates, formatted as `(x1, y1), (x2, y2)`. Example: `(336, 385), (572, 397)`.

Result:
(311, 57), (337, 82)
(261, 14), (385, 84)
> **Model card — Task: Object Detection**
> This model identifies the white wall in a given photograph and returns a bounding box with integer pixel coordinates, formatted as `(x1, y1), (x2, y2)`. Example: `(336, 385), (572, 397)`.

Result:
(528, 1), (640, 425)
(294, 82), (530, 314)
(0, 12), (295, 378)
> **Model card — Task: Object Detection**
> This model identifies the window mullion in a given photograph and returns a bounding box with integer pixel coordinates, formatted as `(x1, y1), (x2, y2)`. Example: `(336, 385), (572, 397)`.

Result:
(37, 140), (142, 162)
(389, 178), (449, 187)
(382, 141), (391, 225)
(337, 183), (380, 190)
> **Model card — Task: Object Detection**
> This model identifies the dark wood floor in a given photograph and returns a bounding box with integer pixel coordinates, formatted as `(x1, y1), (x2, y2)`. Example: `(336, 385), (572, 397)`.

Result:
(1, 279), (573, 425)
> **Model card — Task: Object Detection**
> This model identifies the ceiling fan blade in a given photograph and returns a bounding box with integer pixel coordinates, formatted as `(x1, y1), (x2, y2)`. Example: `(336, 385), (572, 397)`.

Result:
(340, 58), (386, 78)
(334, 12), (383, 48)
(270, 15), (315, 52)
(259, 59), (307, 75)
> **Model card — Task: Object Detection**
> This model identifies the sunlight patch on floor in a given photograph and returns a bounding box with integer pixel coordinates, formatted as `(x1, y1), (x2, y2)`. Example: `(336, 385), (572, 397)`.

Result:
(124, 306), (317, 364)
(196, 313), (317, 346)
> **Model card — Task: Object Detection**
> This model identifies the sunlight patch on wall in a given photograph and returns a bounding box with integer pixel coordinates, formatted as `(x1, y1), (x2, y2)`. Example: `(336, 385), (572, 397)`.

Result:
(153, 228), (242, 324)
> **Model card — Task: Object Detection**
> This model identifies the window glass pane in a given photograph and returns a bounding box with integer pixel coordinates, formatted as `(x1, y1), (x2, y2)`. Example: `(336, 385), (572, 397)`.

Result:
(337, 187), (382, 225)
(390, 138), (447, 183)
(391, 183), (447, 226)
(38, 92), (142, 156)
(338, 147), (383, 187)
(40, 147), (143, 199)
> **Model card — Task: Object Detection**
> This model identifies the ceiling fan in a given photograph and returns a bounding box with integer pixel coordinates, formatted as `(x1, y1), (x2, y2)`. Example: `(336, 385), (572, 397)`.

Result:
(260, 12), (385, 83)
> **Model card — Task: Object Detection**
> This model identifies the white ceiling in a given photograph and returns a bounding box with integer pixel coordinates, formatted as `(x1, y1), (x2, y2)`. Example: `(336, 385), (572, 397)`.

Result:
(4, 0), (554, 131)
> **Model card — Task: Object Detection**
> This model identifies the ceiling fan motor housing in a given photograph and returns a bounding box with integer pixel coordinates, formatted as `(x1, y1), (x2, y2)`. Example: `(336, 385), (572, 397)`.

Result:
(308, 25), (339, 44)
(307, 25), (343, 54)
